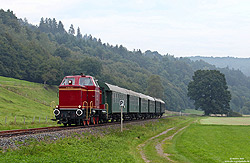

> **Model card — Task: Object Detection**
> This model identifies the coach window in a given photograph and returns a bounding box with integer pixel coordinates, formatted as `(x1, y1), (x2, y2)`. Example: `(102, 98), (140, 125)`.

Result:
(79, 77), (94, 86)
(61, 78), (75, 85)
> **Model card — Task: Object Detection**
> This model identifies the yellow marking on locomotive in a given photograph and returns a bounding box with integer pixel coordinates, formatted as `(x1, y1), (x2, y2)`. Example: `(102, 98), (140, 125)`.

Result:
(89, 101), (93, 120)
(59, 88), (87, 91)
(59, 105), (97, 109)
(83, 101), (89, 120)
(60, 106), (80, 108)
(59, 88), (99, 92)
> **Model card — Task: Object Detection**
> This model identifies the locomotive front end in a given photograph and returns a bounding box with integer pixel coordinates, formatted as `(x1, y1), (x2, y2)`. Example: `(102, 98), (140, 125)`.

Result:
(54, 75), (104, 126)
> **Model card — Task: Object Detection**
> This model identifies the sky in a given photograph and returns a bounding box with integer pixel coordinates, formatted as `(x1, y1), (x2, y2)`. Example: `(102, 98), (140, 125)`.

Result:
(1, 0), (250, 58)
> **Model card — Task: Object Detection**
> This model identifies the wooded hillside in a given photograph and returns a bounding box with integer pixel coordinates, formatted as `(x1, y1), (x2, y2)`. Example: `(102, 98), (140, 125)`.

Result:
(189, 56), (250, 77)
(1, 9), (250, 114)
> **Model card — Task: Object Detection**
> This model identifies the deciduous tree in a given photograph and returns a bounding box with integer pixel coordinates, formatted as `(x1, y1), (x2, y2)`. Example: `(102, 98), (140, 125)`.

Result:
(188, 70), (231, 115)
(146, 75), (164, 98)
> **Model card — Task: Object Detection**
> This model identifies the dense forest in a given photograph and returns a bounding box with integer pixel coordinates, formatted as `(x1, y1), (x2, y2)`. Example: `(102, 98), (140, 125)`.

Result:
(189, 56), (250, 77)
(1, 9), (250, 114)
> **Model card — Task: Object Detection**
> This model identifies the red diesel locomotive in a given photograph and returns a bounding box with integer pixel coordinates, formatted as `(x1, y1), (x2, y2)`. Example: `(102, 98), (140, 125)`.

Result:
(53, 74), (106, 126)
(53, 74), (165, 126)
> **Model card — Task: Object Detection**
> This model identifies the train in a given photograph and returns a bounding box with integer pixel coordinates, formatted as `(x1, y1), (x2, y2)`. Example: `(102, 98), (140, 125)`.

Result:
(53, 74), (166, 126)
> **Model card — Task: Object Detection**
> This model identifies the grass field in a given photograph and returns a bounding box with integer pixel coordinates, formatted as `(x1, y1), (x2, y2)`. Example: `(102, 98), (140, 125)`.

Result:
(0, 76), (58, 130)
(200, 117), (250, 125)
(0, 116), (192, 162)
(182, 109), (204, 115)
(164, 117), (250, 162)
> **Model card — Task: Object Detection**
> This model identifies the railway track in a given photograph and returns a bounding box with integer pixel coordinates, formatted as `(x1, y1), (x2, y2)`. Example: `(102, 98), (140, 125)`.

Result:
(0, 118), (161, 138)
(0, 126), (66, 138)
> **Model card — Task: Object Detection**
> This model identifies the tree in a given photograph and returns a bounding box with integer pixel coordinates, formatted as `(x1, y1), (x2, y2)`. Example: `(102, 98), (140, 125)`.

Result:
(53, 46), (71, 59)
(146, 75), (164, 98)
(76, 27), (82, 39)
(188, 70), (231, 115)
(42, 68), (58, 87)
(68, 24), (75, 35)
(58, 21), (66, 34)
(241, 102), (250, 115)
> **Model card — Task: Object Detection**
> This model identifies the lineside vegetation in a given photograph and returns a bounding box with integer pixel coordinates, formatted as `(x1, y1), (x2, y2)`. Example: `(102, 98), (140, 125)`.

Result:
(0, 116), (193, 162)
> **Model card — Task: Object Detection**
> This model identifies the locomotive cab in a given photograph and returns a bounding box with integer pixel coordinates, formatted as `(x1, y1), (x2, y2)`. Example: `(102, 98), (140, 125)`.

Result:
(54, 74), (105, 126)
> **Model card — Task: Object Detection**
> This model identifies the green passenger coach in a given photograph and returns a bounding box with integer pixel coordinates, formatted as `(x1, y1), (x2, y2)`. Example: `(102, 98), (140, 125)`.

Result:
(127, 90), (140, 113)
(99, 82), (165, 121)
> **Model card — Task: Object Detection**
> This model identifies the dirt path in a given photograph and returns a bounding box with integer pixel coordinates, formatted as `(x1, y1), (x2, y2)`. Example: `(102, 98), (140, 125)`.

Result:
(155, 126), (188, 162)
(137, 127), (175, 163)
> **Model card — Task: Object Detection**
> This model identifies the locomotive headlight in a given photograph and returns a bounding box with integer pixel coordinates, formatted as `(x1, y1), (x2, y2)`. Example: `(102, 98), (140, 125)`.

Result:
(54, 109), (60, 116)
(56, 105), (59, 109)
(78, 105), (82, 109)
(76, 109), (83, 116)
(92, 110), (96, 114)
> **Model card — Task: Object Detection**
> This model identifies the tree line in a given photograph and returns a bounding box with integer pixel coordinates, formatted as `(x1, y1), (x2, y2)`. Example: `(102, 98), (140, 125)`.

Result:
(1, 9), (250, 114)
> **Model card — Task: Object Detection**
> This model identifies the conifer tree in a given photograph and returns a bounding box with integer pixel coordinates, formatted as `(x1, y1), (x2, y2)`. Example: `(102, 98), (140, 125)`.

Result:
(68, 24), (75, 35)
(76, 27), (82, 38)
(58, 21), (65, 34)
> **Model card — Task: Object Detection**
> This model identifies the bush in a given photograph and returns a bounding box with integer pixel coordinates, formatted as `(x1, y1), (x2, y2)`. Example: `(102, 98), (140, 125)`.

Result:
(228, 110), (242, 117)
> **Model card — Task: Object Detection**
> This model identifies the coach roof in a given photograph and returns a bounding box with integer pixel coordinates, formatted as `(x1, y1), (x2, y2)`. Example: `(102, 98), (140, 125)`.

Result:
(105, 83), (129, 94)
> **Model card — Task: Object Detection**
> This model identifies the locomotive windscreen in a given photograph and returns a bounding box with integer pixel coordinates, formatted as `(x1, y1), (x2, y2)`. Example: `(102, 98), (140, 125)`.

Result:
(79, 77), (94, 86)
(61, 78), (76, 85)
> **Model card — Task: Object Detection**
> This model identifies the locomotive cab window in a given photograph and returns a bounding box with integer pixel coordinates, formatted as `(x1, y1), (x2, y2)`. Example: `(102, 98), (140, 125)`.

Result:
(61, 78), (75, 85)
(79, 77), (94, 86)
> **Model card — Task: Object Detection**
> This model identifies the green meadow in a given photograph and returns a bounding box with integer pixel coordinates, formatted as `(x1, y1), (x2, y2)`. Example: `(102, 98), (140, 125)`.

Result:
(182, 109), (204, 115)
(0, 76), (58, 130)
(200, 117), (250, 125)
(165, 117), (250, 162)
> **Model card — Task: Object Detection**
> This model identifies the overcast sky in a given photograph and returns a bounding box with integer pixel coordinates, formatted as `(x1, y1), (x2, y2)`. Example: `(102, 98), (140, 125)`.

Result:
(2, 0), (250, 58)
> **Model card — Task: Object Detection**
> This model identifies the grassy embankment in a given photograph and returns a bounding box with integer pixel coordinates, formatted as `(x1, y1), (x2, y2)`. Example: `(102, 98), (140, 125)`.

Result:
(0, 76), (58, 130)
(164, 117), (250, 163)
(0, 116), (195, 162)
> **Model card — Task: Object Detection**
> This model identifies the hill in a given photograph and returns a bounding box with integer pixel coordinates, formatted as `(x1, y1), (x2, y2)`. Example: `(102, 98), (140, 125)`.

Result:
(189, 56), (250, 77)
(0, 76), (58, 126)
(1, 9), (250, 114)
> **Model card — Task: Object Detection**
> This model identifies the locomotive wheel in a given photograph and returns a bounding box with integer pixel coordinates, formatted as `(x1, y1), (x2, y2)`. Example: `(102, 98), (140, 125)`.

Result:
(63, 123), (67, 127)
(91, 117), (96, 125)
(86, 119), (90, 126)
(96, 117), (99, 124)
